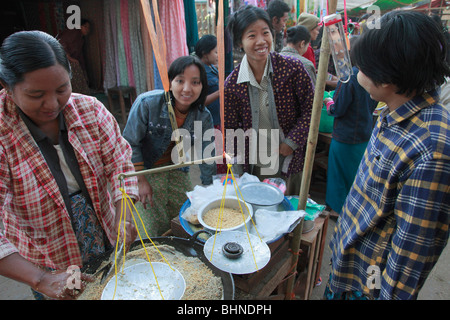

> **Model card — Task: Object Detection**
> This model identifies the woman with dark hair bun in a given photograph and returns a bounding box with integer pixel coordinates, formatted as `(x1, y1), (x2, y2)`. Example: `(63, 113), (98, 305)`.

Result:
(280, 25), (316, 84)
(195, 34), (221, 127)
(122, 55), (216, 237)
(0, 30), (139, 300)
(224, 5), (314, 195)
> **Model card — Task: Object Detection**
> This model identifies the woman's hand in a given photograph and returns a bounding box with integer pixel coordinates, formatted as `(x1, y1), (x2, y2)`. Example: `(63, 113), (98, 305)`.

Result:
(36, 269), (94, 300)
(279, 143), (294, 157)
(137, 175), (154, 209)
(0, 253), (93, 300)
(113, 198), (138, 252)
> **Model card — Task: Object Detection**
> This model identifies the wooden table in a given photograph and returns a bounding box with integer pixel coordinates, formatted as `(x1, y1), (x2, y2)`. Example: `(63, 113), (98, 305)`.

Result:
(170, 211), (329, 300)
(294, 213), (329, 299)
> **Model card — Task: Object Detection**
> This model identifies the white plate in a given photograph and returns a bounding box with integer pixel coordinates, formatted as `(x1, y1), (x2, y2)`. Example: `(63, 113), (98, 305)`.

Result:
(101, 262), (185, 300)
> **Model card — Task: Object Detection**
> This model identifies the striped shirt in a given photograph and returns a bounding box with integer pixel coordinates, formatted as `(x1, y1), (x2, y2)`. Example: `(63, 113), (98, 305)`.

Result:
(328, 89), (450, 300)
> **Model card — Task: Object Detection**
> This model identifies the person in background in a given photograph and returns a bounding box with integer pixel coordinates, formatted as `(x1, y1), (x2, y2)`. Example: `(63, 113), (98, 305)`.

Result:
(195, 35), (227, 174)
(194, 35), (220, 129)
(57, 19), (91, 94)
(297, 12), (321, 68)
(280, 25), (316, 85)
(325, 11), (450, 300)
(0, 31), (139, 300)
(122, 56), (216, 237)
(431, 14), (450, 111)
(266, 0), (290, 53)
(323, 36), (378, 218)
(224, 5), (314, 195)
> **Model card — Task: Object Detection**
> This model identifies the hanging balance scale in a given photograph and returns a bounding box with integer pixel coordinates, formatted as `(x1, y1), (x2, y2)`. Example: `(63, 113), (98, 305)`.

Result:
(202, 166), (271, 275)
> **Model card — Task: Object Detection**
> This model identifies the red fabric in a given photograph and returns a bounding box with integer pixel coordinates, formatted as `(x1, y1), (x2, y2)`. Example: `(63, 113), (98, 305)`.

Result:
(302, 44), (316, 68)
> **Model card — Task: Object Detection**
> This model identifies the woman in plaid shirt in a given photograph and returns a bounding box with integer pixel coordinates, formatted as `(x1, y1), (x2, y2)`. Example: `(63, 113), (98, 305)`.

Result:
(325, 11), (450, 300)
(0, 31), (139, 299)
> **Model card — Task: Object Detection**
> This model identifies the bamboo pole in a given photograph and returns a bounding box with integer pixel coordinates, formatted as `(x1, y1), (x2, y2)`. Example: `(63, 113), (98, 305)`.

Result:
(285, 0), (338, 300)
(117, 154), (227, 181)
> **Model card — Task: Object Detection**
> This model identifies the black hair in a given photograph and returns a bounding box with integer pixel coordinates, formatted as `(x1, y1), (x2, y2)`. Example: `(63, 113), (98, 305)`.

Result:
(286, 25), (311, 45)
(81, 18), (90, 26)
(226, 5), (274, 49)
(194, 35), (217, 59)
(168, 55), (208, 111)
(0, 30), (71, 89)
(267, 0), (290, 20)
(352, 11), (450, 97)
(430, 14), (450, 65)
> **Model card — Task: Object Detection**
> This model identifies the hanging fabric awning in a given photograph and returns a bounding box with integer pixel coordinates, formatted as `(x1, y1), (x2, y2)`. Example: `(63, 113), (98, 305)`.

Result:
(338, 0), (426, 13)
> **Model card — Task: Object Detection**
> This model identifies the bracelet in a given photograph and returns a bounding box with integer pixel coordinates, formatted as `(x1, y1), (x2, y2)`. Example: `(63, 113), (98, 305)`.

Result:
(33, 269), (47, 293)
(325, 99), (334, 112)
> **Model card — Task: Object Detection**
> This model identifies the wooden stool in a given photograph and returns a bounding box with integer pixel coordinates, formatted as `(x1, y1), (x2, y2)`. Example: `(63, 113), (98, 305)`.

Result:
(107, 86), (137, 125)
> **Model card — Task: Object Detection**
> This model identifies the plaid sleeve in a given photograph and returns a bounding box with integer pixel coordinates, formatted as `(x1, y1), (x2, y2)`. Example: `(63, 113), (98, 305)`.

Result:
(0, 230), (19, 260)
(382, 158), (450, 300)
(95, 100), (138, 204)
(0, 147), (19, 259)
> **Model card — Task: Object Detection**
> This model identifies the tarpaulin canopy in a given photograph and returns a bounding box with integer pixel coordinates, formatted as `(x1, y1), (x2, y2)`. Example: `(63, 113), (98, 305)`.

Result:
(336, 0), (427, 13)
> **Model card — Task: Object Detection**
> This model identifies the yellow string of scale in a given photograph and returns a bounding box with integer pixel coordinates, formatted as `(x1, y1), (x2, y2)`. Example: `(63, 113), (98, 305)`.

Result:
(209, 164), (263, 270)
(109, 186), (174, 300)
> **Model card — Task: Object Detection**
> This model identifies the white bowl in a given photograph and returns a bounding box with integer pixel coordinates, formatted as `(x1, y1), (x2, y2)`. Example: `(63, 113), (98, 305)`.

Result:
(197, 196), (253, 232)
(239, 182), (284, 212)
(101, 262), (185, 300)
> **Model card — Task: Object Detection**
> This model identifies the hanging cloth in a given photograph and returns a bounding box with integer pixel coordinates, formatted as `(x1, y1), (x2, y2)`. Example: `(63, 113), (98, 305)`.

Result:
(139, 1), (155, 91)
(120, 0), (135, 88)
(103, 0), (119, 90)
(128, 0), (148, 95)
(159, 0), (189, 66)
(140, 0), (185, 161)
(116, 0), (129, 87)
(184, 0), (199, 54)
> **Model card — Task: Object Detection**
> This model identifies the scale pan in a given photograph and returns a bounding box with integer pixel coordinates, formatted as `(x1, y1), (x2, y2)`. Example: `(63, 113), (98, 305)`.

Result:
(203, 231), (271, 274)
(101, 262), (185, 300)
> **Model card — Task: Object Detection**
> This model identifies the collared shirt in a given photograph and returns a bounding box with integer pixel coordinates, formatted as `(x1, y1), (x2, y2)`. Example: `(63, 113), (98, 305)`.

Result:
(328, 89), (450, 300)
(17, 110), (94, 232)
(223, 52), (314, 177)
(18, 110), (82, 196)
(237, 55), (278, 169)
(237, 54), (274, 130)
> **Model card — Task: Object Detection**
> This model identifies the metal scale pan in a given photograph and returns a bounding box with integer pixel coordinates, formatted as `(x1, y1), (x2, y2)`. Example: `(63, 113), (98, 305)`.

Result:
(203, 231), (271, 275)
